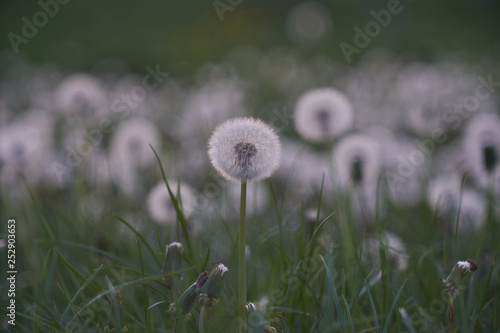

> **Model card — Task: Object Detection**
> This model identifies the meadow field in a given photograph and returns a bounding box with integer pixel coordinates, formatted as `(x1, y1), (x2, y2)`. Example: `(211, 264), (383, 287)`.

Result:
(1, 1), (500, 332)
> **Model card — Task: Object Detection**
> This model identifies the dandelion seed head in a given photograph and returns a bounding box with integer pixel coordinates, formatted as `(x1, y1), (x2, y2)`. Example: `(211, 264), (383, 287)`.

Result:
(332, 134), (380, 189)
(458, 190), (486, 230)
(147, 181), (197, 225)
(208, 117), (281, 182)
(109, 117), (160, 168)
(427, 174), (462, 216)
(464, 113), (500, 188)
(55, 73), (107, 117)
(294, 88), (353, 143)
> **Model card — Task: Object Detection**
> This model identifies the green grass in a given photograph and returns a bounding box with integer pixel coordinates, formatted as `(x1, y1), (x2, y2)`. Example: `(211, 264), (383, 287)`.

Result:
(1, 161), (499, 332)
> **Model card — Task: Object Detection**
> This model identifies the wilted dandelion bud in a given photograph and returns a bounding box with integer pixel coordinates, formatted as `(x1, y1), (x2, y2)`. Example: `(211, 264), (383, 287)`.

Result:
(208, 117), (281, 182)
(199, 264), (229, 308)
(294, 88), (353, 143)
(246, 302), (257, 312)
(457, 259), (478, 276)
(442, 258), (478, 299)
(174, 283), (198, 315)
(246, 301), (276, 332)
(172, 271), (209, 315)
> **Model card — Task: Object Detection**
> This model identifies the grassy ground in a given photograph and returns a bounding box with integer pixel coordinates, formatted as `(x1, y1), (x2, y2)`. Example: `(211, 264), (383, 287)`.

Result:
(1, 153), (499, 332)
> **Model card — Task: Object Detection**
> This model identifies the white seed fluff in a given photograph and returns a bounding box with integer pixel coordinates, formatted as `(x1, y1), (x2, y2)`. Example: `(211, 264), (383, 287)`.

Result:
(294, 88), (354, 143)
(457, 261), (472, 272)
(332, 134), (381, 189)
(146, 181), (197, 225)
(208, 117), (281, 182)
(463, 113), (500, 189)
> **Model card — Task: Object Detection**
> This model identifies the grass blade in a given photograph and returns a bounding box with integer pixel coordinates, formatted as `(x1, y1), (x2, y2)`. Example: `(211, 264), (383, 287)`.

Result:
(382, 281), (406, 333)
(321, 255), (348, 333)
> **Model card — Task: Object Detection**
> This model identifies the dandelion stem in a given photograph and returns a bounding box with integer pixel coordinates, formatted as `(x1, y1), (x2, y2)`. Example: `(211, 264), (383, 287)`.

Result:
(199, 305), (206, 333)
(239, 180), (247, 332)
(448, 293), (454, 333)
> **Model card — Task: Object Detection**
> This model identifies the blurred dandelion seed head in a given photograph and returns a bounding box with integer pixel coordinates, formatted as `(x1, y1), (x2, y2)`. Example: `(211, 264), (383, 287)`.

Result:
(294, 88), (353, 143)
(146, 181), (197, 225)
(464, 113), (500, 188)
(333, 134), (380, 189)
(55, 73), (107, 118)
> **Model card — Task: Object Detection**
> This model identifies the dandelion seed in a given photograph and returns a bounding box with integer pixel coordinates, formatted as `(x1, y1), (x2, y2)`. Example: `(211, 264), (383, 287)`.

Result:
(294, 88), (353, 143)
(208, 117), (281, 182)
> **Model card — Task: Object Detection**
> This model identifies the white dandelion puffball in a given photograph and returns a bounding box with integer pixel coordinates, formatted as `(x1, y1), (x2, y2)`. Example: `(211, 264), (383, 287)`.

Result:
(458, 189), (486, 230)
(109, 117), (161, 168)
(427, 173), (462, 217)
(208, 117), (281, 182)
(463, 113), (500, 189)
(55, 73), (107, 117)
(147, 181), (197, 225)
(294, 88), (354, 143)
(332, 134), (381, 189)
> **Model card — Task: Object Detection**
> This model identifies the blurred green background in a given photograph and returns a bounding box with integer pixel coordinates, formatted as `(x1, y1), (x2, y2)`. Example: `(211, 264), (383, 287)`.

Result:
(1, 0), (500, 73)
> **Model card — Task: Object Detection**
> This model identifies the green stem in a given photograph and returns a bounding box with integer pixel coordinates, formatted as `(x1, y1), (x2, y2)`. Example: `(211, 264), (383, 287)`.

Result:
(239, 180), (247, 332)
(448, 294), (454, 333)
(199, 305), (206, 333)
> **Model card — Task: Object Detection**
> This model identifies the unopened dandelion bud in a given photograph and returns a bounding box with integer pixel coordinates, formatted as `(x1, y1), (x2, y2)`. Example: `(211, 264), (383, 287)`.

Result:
(165, 242), (184, 272)
(162, 242), (184, 288)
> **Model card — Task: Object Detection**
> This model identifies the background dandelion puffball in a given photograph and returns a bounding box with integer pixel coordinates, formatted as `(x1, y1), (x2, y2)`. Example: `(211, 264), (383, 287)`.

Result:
(294, 88), (354, 143)
(208, 117), (281, 182)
